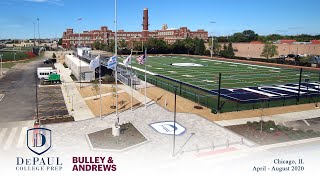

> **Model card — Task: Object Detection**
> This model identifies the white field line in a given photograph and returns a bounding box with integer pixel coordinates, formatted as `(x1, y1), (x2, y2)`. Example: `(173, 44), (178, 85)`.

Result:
(119, 62), (157, 75)
(200, 58), (281, 70)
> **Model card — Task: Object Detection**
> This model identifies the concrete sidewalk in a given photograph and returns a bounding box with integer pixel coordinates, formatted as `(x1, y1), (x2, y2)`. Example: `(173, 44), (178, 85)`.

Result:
(215, 108), (320, 126)
(55, 63), (95, 121)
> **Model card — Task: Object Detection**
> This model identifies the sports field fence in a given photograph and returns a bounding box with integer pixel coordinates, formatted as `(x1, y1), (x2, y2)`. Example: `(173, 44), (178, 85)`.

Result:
(137, 70), (320, 114)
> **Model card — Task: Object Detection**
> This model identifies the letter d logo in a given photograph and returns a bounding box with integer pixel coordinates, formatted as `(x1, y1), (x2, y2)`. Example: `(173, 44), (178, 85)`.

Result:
(33, 133), (46, 147)
(27, 128), (52, 155)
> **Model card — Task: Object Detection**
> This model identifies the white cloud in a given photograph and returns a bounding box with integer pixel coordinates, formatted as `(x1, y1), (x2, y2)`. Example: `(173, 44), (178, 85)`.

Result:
(24, 0), (48, 2)
(24, 0), (63, 5)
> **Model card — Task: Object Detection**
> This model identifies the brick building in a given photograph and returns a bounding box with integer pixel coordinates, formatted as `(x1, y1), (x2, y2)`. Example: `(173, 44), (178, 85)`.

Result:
(62, 8), (208, 49)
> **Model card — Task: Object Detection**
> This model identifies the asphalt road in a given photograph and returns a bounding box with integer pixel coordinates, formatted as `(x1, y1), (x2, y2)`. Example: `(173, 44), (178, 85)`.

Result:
(0, 58), (42, 122)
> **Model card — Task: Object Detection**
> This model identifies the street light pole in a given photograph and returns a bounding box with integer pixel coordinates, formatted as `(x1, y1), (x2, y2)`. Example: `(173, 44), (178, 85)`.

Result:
(172, 86), (177, 157)
(210, 22), (216, 58)
(77, 18), (82, 88)
(33, 22), (36, 46)
(37, 18), (40, 47)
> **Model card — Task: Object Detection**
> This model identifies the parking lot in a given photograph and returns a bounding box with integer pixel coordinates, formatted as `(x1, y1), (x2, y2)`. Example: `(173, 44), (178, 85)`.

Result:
(0, 60), (41, 122)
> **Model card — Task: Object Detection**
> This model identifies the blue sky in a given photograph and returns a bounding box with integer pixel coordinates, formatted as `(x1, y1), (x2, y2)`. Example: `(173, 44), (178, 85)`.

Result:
(0, 0), (319, 39)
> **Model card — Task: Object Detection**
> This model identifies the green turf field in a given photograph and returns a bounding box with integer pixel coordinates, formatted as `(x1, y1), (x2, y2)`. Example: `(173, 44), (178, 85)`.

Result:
(120, 55), (320, 113)
(0, 51), (29, 61)
(130, 55), (319, 90)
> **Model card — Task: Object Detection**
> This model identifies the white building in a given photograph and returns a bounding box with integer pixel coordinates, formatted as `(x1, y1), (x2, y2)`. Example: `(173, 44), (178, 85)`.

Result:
(64, 54), (95, 82)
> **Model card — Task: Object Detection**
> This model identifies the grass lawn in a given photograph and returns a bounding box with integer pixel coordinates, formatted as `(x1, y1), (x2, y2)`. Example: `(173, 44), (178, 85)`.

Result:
(1, 53), (43, 69)
(0, 51), (29, 61)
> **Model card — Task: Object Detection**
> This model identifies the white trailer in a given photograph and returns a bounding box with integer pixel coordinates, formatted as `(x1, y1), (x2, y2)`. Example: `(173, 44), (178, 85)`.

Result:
(37, 67), (58, 80)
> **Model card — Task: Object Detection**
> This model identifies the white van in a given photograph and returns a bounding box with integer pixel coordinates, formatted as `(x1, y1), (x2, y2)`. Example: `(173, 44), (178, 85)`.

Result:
(37, 67), (58, 80)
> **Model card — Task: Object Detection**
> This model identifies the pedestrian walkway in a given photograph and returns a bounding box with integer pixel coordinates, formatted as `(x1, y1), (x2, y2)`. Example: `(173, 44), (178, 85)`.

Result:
(55, 63), (95, 121)
(215, 108), (320, 126)
(82, 90), (125, 101)
(0, 120), (33, 151)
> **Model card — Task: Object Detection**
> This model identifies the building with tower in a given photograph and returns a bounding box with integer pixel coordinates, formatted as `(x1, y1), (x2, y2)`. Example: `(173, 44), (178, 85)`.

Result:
(62, 8), (208, 49)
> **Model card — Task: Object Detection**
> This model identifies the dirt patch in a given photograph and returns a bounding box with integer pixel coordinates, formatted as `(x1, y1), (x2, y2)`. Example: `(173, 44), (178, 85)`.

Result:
(76, 85), (121, 98)
(85, 92), (141, 117)
(226, 121), (320, 145)
(139, 86), (318, 121)
(87, 123), (148, 150)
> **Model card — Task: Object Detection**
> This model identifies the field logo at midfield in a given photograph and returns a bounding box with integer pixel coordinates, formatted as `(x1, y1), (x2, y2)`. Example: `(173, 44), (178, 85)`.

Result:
(27, 128), (52, 155)
(150, 121), (186, 135)
(171, 63), (204, 67)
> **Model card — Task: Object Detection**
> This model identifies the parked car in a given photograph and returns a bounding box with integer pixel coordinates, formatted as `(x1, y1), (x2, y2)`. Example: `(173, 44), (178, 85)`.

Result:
(309, 55), (320, 64)
(43, 58), (56, 64)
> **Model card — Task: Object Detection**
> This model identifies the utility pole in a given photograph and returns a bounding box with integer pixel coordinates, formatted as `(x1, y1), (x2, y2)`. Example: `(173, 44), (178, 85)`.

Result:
(210, 22), (216, 58)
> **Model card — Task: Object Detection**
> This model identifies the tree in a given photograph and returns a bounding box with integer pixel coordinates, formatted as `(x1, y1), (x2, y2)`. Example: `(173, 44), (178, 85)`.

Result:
(111, 85), (116, 108)
(93, 40), (100, 50)
(172, 40), (187, 54)
(230, 32), (247, 42)
(194, 38), (206, 55)
(132, 41), (142, 51)
(242, 30), (258, 42)
(261, 43), (278, 59)
(145, 38), (169, 54)
(91, 80), (99, 100)
(58, 38), (62, 45)
(184, 38), (196, 54)
(93, 40), (106, 50)
(219, 42), (235, 58)
(119, 39), (127, 49)
(106, 39), (115, 53)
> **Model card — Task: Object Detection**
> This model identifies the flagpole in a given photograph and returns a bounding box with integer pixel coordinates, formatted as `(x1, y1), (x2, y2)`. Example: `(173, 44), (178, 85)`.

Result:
(130, 50), (133, 112)
(144, 48), (147, 109)
(99, 54), (102, 120)
(114, 0), (119, 120)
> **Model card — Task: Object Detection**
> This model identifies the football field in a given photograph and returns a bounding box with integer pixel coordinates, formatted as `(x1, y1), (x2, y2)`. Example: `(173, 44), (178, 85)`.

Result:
(125, 55), (320, 112)
(131, 55), (319, 89)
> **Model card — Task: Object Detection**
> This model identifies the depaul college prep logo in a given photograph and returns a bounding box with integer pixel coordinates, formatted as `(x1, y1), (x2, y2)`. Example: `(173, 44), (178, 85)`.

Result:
(16, 127), (62, 172)
(27, 128), (52, 155)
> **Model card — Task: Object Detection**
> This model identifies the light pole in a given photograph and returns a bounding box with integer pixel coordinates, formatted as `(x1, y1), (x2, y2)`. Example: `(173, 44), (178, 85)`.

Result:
(0, 54), (3, 76)
(77, 18), (82, 88)
(14, 52), (16, 61)
(172, 86), (177, 157)
(33, 22), (36, 46)
(210, 22), (216, 58)
(37, 18), (40, 47)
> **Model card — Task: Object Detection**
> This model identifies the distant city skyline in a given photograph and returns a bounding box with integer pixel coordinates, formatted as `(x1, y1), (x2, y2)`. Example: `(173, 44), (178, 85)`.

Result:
(0, 0), (319, 39)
